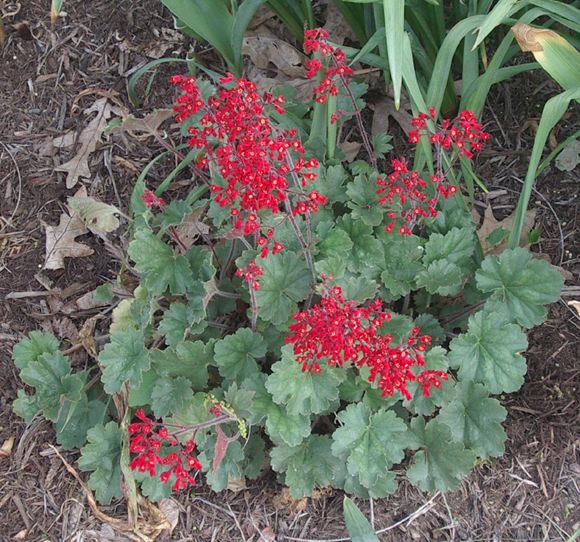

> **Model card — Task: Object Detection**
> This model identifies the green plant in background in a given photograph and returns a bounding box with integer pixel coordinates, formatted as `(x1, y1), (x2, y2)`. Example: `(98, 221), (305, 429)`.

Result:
(160, 0), (267, 75)
(51, 0), (64, 25)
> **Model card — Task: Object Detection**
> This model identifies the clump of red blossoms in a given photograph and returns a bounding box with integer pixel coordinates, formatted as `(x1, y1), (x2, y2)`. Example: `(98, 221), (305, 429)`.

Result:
(235, 260), (264, 291)
(303, 28), (353, 116)
(377, 158), (456, 235)
(285, 280), (447, 399)
(129, 409), (202, 492)
(409, 108), (490, 159)
(171, 74), (324, 259)
(142, 188), (166, 209)
(378, 108), (489, 235)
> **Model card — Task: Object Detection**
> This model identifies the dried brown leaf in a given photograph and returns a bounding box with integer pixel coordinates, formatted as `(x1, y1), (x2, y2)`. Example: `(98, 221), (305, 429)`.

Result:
(243, 31), (305, 78)
(475, 205), (536, 255)
(53, 317), (79, 341)
(42, 212), (94, 270)
(0, 436), (15, 458)
(174, 207), (209, 249)
(567, 300), (580, 316)
(339, 141), (362, 162)
(55, 98), (116, 188)
(109, 109), (174, 140)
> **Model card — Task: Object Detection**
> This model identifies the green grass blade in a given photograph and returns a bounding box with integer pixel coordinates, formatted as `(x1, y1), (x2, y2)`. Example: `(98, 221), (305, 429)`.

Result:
(333, 0), (370, 44)
(349, 27), (385, 66)
(537, 128), (580, 176)
(161, 0), (237, 72)
(473, 0), (519, 49)
(128, 58), (189, 107)
(343, 497), (379, 542)
(525, 0), (580, 32)
(265, 0), (305, 41)
(508, 88), (580, 249)
(232, 0), (268, 66)
(426, 15), (486, 112)
(51, 0), (64, 25)
(382, 0), (405, 109)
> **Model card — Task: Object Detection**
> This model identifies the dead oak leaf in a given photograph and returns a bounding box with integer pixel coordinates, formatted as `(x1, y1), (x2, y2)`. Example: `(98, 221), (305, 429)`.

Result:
(474, 204), (536, 255)
(243, 31), (305, 78)
(42, 212), (94, 270)
(108, 109), (174, 141)
(55, 98), (117, 189)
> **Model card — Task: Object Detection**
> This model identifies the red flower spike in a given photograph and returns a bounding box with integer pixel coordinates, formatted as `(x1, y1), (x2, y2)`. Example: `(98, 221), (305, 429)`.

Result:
(171, 72), (324, 261)
(128, 411), (202, 493)
(286, 279), (447, 399)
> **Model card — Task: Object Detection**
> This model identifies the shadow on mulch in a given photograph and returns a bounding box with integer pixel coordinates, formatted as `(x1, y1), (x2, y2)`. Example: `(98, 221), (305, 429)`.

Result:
(0, 1), (578, 541)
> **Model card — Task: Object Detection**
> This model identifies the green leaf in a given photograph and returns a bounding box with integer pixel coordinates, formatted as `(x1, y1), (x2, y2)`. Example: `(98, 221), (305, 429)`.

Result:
(242, 433), (266, 480)
(423, 227), (475, 267)
(448, 308), (528, 394)
(476, 247), (563, 328)
(128, 229), (193, 295)
(331, 403), (407, 489)
(382, 0), (405, 109)
(244, 375), (311, 447)
(133, 470), (172, 502)
(198, 438), (245, 492)
(372, 133), (392, 158)
(149, 341), (211, 391)
(333, 460), (397, 499)
(55, 397), (107, 450)
(438, 381), (507, 459)
(222, 381), (254, 419)
(270, 435), (334, 498)
(375, 231), (423, 299)
(316, 164), (348, 203)
(95, 283), (114, 302)
(336, 214), (384, 272)
(346, 174), (385, 226)
(128, 369), (157, 407)
(165, 392), (213, 440)
(78, 422), (123, 504)
(150, 376), (194, 418)
(158, 296), (207, 347)
(214, 328), (266, 383)
(161, 0), (237, 70)
(255, 252), (311, 325)
(403, 346), (453, 416)
(13, 331), (60, 370)
(343, 497), (379, 542)
(317, 226), (354, 260)
(19, 352), (84, 422)
(407, 418), (476, 492)
(12, 390), (39, 422)
(99, 330), (150, 394)
(416, 260), (465, 296)
(267, 346), (343, 416)
(417, 227), (475, 295)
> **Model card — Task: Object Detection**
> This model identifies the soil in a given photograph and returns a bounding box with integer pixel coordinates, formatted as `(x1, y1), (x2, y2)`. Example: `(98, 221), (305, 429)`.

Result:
(0, 2), (578, 541)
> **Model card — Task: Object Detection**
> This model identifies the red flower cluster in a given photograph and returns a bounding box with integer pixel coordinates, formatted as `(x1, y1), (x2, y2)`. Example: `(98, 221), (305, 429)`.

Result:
(235, 260), (264, 290)
(285, 281), (447, 399)
(303, 28), (353, 110)
(171, 74), (322, 253)
(409, 108), (490, 159)
(377, 158), (456, 235)
(128, 409), (202, 492)
(142, 188), (166, 209)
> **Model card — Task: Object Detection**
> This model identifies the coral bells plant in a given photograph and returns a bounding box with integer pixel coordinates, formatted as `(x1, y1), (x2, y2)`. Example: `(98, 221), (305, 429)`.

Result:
(12, 27), (563, 506)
